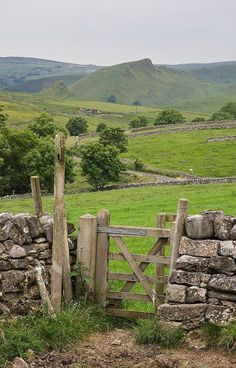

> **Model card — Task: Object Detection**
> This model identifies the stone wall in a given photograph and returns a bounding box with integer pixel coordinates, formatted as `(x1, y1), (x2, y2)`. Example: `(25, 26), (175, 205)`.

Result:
(0, 213), (76, 315)
(159, 210), (236, 329)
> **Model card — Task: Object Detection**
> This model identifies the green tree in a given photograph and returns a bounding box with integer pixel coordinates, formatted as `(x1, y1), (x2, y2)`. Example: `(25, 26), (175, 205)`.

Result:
(0, 130), (74, 195)
(66, 116), (88, 136)
(220, 102), (236, 118)
(80, 143), (125, 189)
(132, 101), (141, 106)
(0, 104), (8, 133)
(96, 122), (107, 132)
(155, 109), (185, 125)
(29, 113), (60, 137)
(107, 95), (117, 103)
(210, 111), (233, 121)
(129, 116), (148, 129)
(99, 127), (128, 153)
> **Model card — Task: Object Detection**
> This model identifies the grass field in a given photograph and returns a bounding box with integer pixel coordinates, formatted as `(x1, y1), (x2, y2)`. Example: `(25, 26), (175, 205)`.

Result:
(123, 128), (236, 177)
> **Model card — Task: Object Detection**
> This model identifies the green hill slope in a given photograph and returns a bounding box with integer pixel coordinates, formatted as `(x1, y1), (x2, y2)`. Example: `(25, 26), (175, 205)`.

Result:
(39, 80), (70, 98)
(68, 58), (236, 107)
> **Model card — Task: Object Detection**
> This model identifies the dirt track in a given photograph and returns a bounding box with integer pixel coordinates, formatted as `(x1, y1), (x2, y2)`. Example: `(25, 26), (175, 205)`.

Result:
(28, 329), (236, 368)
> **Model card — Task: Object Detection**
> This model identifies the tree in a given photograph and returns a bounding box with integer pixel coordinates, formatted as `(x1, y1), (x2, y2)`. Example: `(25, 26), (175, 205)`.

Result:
(0, 130), (75, 195)
(210, 111), (233, 121)
(80, 143), (125, 189)
(66, 116), (88, 136)
(96, 122), (107, 132)
(132, 101), (141, 106)
(107, 95), (117, 103)
(0, 104), (8, 133)
(99, 127), (128, 153)
(155, 109), (185, 125)
(220, 102), (236, 118)
(129, 116), (148, 129)
(29, 113), (60, 138)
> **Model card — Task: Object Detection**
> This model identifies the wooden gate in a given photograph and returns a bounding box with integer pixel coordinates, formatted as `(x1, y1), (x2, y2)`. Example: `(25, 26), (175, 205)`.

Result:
(77, 199), (189, 319)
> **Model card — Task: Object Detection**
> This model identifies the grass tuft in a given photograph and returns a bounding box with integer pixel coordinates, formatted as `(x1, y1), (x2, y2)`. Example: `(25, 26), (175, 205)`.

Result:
(135, 319), (184, 348)
(0, 303), (114, 366)
(201, 321), (236, 350)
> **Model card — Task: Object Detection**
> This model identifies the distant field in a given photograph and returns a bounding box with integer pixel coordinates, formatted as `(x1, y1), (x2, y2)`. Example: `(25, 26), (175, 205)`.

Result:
(0, 91), (209, 131)
(123, 128), (236, 177)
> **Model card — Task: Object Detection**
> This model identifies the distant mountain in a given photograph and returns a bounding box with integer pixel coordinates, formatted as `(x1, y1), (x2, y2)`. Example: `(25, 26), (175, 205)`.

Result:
(163, 61), (236, 84)
(68, 58), (236, 106)
(0, 56), (100, 91)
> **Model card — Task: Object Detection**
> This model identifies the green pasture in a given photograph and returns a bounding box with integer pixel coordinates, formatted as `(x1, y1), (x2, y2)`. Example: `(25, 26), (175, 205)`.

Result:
(1, 183), (235, 311)
(123, 128), (236, 177)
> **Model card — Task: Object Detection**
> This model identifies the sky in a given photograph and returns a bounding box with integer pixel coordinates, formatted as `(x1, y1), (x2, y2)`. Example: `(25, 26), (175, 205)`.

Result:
(1, 0), (236, 66)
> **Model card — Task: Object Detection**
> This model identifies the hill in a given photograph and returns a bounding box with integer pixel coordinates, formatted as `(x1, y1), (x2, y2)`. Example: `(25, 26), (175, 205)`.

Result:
(165, 61), (236, 84)
(0, 56), (99, 91)
(68, 58), (236, 107)
(39, 80), (70, 98)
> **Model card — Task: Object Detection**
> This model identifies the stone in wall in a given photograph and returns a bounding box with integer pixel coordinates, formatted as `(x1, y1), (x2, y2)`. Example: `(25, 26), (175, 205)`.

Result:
(185, 214), (214, 239)
(179, 237), (219, 257)
(176, 255), (209, 273)
(208, 274), (236, 292)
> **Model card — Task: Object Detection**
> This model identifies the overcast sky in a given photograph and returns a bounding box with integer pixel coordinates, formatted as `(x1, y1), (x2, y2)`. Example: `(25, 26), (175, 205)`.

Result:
(1, 0), (236, 66)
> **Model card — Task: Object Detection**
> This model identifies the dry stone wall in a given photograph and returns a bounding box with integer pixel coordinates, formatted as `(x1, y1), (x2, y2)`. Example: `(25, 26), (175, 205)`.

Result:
(0, 213), (76, 315)
(159, 210), (236, 329)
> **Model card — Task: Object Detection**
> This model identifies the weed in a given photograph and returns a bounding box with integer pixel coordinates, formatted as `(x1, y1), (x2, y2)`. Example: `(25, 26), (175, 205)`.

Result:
(201, 321), (236, 350)
(135, 319), (184, 347)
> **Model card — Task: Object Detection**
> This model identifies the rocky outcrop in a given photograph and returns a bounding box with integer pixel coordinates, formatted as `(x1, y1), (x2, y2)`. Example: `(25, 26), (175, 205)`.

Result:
(0, 213), (76, 315)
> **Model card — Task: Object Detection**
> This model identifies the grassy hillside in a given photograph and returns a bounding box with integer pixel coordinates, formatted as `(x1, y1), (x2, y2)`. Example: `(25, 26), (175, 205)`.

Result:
(122, 128), (236, 177)
(0, 56), (99, 91)
(167, 61), (236, 84)
(39, 81), (70, 98)
(69, 58), (236, 107)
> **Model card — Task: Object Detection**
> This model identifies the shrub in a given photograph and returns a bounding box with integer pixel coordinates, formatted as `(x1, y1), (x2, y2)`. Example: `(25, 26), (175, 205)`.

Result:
(129, 116), (148, 129)
(133, 101), (141, 106)
(99, 127), (128, 153)
(66, 116), (88, 136)
(210, 111), (233, 121)
(135, 319), (184, 347)
(96, 122), (107, 132)
(134, 159), (144, 171)
(220, 102), (236, 118)
(192, 117), (205, 122)
(155, 109), (185, 125)
(107, 94), (117, 103)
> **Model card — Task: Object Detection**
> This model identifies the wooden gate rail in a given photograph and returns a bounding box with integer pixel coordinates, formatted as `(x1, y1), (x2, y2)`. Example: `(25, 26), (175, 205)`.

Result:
(77, 199), (189, 319)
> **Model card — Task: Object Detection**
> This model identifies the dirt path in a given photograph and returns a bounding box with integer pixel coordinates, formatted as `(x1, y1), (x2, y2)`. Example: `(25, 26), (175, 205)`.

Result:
(28, 329), (236, 368)
(126, 169), (181, 182)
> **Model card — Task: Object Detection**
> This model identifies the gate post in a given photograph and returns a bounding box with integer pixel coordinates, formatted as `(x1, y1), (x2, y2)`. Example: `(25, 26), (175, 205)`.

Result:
(95, 209), (110, 306)
(169, 198), (189, 275)
(77, 214), (98, 299)
(30, 176), (43, 217)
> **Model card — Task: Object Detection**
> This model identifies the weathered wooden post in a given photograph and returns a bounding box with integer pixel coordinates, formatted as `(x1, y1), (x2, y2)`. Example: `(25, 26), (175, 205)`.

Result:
(51, 133), (72, 314)
(95, 209), (110, 306)
(169, 198), (189, 275)
(30, 176), (43, 217)
(156, 213), (167, 306)
(77, 214), (98, 299)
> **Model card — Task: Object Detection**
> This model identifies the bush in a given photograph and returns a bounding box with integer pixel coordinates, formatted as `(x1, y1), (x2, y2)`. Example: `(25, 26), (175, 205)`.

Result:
(96, 122), (107, 132)
(155, 109), (185, 125)
(192, 117), (205, 122)
(66, 116), (88, 136)
(107, 94), (117, 103)
(129, 116), (148, 129)
(28, 113), (66, 138)
(210, 111), (233, 121)
(220, 102), (236, 118)
(133, 101), (141, 106)
(135, 319), (184, 347)
(134, 159), (144, 171)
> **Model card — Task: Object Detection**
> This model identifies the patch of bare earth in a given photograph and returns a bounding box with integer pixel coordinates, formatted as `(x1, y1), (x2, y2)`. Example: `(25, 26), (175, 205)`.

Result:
(28, 329), (236, 368)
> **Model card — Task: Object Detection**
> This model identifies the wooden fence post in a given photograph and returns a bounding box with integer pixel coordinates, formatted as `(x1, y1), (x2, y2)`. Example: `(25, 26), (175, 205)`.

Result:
(51, 133), (72, 314)
(95, 209), (110, 306)
(156, 213), (167, 306)
(77, 214), (97, 299)
(30, 176), (43, 217)
(169, 198), (189, 275)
